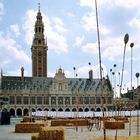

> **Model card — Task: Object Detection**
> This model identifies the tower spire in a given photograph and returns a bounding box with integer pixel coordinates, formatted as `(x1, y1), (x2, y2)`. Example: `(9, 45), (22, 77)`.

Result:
(31, 5), (48, 77)
(38, 2), (40, 12)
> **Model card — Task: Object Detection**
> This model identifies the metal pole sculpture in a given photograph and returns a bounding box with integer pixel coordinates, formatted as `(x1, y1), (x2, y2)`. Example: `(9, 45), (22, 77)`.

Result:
(95, 0), (102, 80)
(94, 0), (105, 139)
(76, 73), (78, 132)
(120, 34), (129, 97)
(115, 34), (129, 140)
(73, 66), (78, 131)
(136, 72), (139, 135)
(113, 64), (117, 98)
(129, 43), (134, 136)
(130, 43), (134, 90)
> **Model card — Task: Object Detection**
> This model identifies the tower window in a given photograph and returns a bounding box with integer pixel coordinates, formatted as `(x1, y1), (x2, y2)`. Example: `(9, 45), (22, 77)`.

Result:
(38, 40), (41, 44)
(39, 27), (41, 32)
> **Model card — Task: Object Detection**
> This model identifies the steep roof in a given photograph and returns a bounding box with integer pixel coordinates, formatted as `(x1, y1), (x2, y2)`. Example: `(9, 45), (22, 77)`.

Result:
(1, 75), (113, 94)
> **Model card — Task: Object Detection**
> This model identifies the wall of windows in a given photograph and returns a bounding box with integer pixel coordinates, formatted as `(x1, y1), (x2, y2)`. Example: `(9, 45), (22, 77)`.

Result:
(23, 96), (29, 104)
(16, 96), (22, 104)
(9, 96), (15, 104)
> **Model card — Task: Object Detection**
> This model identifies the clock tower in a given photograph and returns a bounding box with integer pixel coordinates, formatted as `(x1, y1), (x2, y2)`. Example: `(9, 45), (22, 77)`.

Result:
(31, 5), (48, 77)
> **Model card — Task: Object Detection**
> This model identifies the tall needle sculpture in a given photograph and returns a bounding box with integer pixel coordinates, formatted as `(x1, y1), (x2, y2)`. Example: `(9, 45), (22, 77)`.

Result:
(94, 0), (105, 139)
(116, 34), (129, 140)
(120, 34), (129, 97)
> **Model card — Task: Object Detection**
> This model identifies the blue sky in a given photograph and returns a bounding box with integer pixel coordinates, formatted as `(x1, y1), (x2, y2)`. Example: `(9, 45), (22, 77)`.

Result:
(0, 0), (140, 94)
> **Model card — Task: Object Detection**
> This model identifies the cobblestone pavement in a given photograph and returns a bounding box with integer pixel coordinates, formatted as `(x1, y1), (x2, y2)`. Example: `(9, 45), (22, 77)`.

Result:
(0, 118), (140, 140)
(64, 123), (140, 140)
(0, 118), (31, 140)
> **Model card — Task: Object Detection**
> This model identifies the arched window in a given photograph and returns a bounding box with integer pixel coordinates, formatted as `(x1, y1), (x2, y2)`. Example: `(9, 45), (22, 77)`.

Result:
(16, 108), (22, 116)
(10, 108), (15, 116)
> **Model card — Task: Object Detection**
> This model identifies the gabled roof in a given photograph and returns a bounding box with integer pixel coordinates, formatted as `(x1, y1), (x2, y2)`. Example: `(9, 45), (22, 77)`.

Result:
(1, 75), (113, 94)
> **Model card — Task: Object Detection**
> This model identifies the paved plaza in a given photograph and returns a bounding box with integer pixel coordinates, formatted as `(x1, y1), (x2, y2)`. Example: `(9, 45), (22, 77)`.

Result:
(0, 118), (140, 140)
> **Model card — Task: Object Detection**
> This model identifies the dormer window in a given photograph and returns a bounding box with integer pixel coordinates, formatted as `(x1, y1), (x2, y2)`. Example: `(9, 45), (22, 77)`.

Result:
(58, 83), (62, 91)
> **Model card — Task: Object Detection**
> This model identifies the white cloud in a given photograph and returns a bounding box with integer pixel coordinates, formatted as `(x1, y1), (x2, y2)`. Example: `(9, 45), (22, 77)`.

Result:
(79, 0), (94, 9)
(48, 71), (55, 77)
(10, 24), (20, 37)
(82, 42), (98, 55)
(22, 10), (36, 45)
(79, 0), (140, 9)
(81, 12), (96, 32)
(100, 25), (111, 35)
(66, 12), (75, 17)
(0, 32), (31, 71)
(82, 36), (130, 62)
(77, 66), (89, 78)
(48, 31), (68, 53)
(102, 37), (124, 61)
(115, 0), (140, 9)
(103, 47), (121, 61)
(128, 16), (140, 29)
(0, 2), (4, 16)
(22, 10), (68, 54)
(64, 70), (72, 78)
(52, 17), (67, 32)
(81, 12), (110, 35)
(74, 36), (84, 46)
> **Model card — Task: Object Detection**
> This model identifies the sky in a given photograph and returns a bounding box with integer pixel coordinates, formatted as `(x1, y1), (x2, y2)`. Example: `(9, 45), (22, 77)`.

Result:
(0, 0), (140, 95)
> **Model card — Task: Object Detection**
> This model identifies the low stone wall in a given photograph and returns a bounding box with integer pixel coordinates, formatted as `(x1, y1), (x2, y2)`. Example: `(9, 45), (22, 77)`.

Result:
(104, 121), (125, 129)
(31, 127), (64, 140)
(114, 116), (129, 123)
(32, 134), (39, 140)
(51, 119), (88, 126)
(89, 135), (140, 140)
(15, 122), (45, 133)
(22, 116), (31, 122)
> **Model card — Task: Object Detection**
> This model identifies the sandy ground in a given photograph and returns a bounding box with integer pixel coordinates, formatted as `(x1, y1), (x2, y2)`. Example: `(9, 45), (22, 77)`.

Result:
(0, 117), (139, 140)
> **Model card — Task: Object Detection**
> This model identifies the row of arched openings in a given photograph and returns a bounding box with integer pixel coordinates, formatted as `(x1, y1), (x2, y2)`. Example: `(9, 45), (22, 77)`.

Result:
(4, 107), (106, 117)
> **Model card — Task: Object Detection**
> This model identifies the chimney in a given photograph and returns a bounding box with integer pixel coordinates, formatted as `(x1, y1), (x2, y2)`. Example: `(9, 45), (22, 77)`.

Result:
(21, 67), (24, 81)
(89, 69), (93, 80)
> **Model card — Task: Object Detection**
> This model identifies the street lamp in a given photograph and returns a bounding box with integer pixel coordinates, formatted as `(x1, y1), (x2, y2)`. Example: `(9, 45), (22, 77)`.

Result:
(135, 72), (139, 135)
(112, 72), (115, 97)
(130, 43), (134, 90)
(113, 64), (117, 98)
(120, 34), (129, 97)
(110, 69), (113, 84)
(88, 62), (91, 70)
(73, 67), (76, 78)
(128, 43), (134, 136)
(118, 72), (121, 92)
